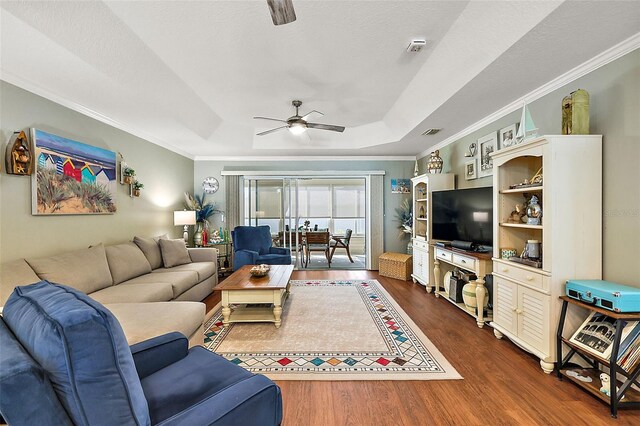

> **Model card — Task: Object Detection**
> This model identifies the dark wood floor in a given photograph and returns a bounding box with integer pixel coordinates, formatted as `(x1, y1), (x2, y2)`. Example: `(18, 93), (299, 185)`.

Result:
(204, 271), (640, 425)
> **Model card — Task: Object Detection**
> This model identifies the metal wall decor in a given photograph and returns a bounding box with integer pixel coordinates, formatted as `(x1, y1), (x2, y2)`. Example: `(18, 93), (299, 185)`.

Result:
(426, 150), (443, 174)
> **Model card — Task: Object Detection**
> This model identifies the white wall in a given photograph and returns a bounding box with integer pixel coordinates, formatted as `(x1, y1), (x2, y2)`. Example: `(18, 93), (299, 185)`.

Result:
(418, 49), (640, 286)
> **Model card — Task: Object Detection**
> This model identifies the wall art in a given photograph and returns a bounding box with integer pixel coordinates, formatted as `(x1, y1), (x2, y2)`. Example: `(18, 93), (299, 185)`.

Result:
(31, 129), (117, 215)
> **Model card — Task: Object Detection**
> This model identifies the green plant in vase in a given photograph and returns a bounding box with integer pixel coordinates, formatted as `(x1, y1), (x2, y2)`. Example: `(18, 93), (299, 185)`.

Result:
(122, 166), (135, 184)
(132, 181), (144, 197)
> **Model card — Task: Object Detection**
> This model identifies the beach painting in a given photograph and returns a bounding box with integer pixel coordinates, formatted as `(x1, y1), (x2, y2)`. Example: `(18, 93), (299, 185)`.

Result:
(31, 129), (117, 215)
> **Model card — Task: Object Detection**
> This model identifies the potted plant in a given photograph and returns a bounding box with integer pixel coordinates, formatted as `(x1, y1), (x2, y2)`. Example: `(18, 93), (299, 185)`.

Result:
(184, 192), (221, 246)
(123, 166), (135, 184)
(395, 199), (413, 254)
(132, 181), (144, 197)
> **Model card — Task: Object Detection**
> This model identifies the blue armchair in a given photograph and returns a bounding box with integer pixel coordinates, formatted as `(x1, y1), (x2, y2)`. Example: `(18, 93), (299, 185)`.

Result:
(232, 225), (291, 270)
(0, 281), (283, 426)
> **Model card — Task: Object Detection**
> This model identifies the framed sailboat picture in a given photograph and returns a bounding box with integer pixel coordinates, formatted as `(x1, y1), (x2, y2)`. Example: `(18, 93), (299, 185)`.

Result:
(31, 129), (117, 215)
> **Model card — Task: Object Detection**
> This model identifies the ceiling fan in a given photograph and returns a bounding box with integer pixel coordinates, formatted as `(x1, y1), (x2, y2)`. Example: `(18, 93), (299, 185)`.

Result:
(254, 100), (346, 136)
(266, 0), (297, 26)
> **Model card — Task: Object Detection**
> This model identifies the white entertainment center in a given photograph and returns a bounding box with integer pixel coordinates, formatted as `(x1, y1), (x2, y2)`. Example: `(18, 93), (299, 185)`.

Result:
(413, 135), (602, 373)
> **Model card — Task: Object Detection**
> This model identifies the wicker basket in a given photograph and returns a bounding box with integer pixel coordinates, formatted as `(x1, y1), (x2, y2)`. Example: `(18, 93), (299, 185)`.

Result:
(379, 252), (413, 281)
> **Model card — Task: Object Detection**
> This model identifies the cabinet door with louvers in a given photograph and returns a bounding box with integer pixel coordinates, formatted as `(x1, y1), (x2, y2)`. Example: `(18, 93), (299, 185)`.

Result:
(517, 286), (550, 355)
(493, 277), (518, 335)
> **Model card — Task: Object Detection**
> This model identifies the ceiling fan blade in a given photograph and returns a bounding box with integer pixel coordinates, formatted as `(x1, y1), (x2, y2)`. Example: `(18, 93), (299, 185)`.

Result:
(266, 0), (296, 26)
(257, 126), (288, 136)
(300, 110), (324, 121)
(253, 116), (288, 123)
(306, 123), (346, 133)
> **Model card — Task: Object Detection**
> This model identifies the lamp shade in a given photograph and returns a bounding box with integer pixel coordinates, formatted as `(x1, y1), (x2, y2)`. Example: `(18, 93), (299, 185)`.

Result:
(174, 210), (196, 226)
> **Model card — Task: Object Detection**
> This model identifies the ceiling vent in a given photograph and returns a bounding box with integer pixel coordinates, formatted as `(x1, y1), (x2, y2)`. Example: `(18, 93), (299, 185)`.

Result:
(406, 39), (427, 53)
(421, 128), (441, 136)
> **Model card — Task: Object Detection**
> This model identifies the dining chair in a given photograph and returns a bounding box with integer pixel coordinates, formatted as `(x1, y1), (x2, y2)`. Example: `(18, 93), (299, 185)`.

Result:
(304, 230), (330, 268)
(329, 229), (354, 263)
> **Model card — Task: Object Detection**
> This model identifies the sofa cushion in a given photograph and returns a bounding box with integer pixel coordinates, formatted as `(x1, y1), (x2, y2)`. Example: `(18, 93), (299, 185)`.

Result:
(0, 318), (73, 426)
(1, 259), (42, 305)
(105, 302), (205, 346)
(153, 262), (216, 281)
(122, 271), (198, 299)
(133, 235), (167, 270)
(141, 347), (254, 424)
(3, 281), (150, 425)
(159, 239), (192, 268)
(90, 282), (173, 304)
(105, 242), (152, 284)
(26, 244), (113, 294)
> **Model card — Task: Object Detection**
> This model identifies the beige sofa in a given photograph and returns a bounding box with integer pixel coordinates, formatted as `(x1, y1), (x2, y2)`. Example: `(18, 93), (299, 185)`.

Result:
(0, 237), (217, 347)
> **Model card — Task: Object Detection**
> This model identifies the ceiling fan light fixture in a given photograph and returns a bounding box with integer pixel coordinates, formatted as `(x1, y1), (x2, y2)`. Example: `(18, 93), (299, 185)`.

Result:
(289, 122), (307, 135)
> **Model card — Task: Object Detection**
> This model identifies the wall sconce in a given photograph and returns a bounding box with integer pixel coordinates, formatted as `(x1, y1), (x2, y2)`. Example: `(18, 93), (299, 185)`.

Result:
(464, 142), (477, 158)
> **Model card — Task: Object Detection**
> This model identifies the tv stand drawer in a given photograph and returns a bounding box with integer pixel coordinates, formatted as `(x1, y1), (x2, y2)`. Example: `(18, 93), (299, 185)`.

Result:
(453, 253), (476, 271)
(435, 247), (452, 262)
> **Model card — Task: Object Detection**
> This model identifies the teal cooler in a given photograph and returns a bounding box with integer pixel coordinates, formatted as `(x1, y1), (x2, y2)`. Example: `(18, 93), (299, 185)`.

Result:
(565, 280), (640, 313)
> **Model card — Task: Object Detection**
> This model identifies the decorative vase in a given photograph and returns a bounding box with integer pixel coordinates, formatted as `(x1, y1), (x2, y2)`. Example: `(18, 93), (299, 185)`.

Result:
(193, 222), (204, 247)
(426, 150), (443, 174)
(123, 175), (133, 184)
(561, 95), (572, 135)
(571, 89), (589, 135)
(526, 195), (542, 225)
(462, 282), (489, 313)
(132, 189), (140, 197)
(406, 240), (413, 254)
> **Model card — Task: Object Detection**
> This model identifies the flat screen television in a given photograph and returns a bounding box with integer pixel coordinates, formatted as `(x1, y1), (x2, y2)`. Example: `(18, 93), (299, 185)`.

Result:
(431, 187), (493, 248)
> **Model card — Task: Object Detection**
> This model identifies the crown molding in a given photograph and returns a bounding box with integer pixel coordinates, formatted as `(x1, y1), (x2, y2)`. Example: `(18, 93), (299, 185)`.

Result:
(195, 155), (416, 162)
(220, 170), (386, 176)
(417, 31), (640, 159)
(0, 71), (194, 159)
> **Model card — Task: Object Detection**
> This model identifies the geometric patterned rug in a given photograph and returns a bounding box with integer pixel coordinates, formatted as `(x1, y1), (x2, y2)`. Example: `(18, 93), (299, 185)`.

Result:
(204, 280), (462, 380)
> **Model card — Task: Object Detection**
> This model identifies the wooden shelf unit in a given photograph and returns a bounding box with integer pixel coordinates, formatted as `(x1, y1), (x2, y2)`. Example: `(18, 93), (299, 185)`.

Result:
(490, 135), (603, 374)
(556, 296), (640, 418)
(410, 174), (454, 288)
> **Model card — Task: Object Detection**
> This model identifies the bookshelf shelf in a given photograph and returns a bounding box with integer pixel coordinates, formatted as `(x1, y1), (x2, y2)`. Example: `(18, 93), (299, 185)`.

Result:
(556, 296), (640, 418)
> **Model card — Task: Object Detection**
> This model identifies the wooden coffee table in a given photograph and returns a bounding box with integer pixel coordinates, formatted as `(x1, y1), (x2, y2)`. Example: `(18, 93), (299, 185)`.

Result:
(214, 264), (294, 328)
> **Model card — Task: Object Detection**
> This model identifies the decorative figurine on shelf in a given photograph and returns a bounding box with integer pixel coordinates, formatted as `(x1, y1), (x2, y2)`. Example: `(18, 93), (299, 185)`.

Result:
(426, 150), (443, 174)
(418, 205), (425, 219)
(5, 130), (34, 175)
(507, 204), (526, 223)
(599, 372), (624, 400)
(526, 195), (542, 225)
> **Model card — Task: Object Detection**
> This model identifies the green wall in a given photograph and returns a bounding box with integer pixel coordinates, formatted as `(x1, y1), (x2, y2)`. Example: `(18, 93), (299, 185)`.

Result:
(0, 82), (194, 264)
(194, 160), (414, 254)
(418, 49), (640, 285)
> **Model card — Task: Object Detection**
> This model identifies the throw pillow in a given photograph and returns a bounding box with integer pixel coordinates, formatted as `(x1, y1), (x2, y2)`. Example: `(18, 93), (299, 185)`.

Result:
(105, 243), (152, 284)
(133, 235), (165, 270)
(159, 239), (192, 268)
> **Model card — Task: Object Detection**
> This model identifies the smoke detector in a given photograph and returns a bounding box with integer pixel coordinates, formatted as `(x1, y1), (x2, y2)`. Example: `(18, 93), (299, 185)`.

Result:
(421, 128), (441, 136)
(406, 39), (427, 53)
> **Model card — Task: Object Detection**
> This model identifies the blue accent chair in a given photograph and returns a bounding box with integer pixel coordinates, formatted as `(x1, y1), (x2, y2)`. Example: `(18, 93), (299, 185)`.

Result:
(0, 281), (283, 426)
(232, 225), (291, 270)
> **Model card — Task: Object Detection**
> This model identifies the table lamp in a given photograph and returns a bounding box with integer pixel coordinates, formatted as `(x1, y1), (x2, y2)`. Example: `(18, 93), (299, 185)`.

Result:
(174, 210), (196, 243)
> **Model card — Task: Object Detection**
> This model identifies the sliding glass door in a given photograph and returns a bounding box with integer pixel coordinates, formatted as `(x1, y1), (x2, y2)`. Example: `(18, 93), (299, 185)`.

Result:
(243, 178), (303, 267)
(243, 176), (367, 269)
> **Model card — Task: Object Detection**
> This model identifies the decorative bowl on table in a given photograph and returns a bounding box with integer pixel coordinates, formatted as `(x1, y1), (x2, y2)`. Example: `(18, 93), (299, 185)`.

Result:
(250, 264), (270, 277)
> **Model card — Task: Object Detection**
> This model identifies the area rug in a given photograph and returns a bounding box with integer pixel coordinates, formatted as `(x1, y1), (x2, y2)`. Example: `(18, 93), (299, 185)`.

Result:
(204, 279), (462, 380)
